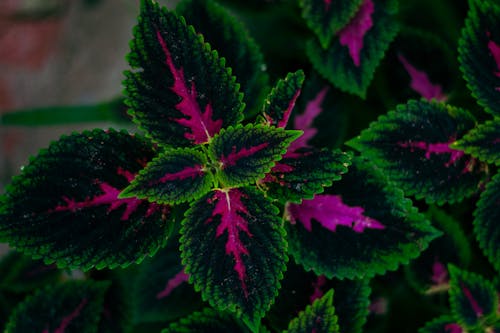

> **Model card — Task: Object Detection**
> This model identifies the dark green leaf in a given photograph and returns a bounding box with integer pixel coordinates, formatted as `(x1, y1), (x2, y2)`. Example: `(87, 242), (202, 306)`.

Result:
(0, 251), (61, 293)
(0, 129), (173, 270)
(458, 0), (500, 116)
(347, 100), (485, 205)
(120, 147), (213, 205)
(177, 0), (270, 117)
(181, 187), (287, 328)
(262, 70), (305, 128)
(125, 0), (243, 147)
(5, 280), (108, 333)
(133, 237), (203, 324)
(284, 289), (339, 333)
(454, 119), (500, 165)
(474, 172), (500, 273)
(260, 148), (351, 203)
(208, 124), (301, 187)
(161, 308), (251, 333)
(307, 0), (399, 98)
(331, 279), (371, 333)
(285, 157), (441, 279)
(300, 0), (364, 49)
(448, 265), (498, 329)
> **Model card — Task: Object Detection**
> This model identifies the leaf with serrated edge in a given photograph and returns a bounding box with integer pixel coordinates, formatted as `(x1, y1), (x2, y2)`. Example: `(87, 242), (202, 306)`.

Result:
(454, 120), (500, 166)
(300, 0), (363, 49)
(161, 308), (251, 333)
(261, 149), (351, 203)
(458, 0), (500, 116)
(5, 280), (108, 333)
(418, 315), (465, 333)
(181, 187), (287, 328)
(177, 0), (269, 117)
(474, 172), (500, 274)
(124, 0), (243, 147)
(209, 124), (301, 187)
(285, 157), (441, 279)
(120, 147), (212, 204)
(347, 100), (485, 205)
(448, 265), (498, 329)
(0, 129), (172, 271)
(307, 0), (398, 98)
(262, 70), (304, 128)
(284, 289), (339, 333)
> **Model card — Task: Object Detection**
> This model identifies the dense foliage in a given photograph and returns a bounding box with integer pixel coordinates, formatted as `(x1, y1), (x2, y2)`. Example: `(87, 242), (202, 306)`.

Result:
(0, 0), (499, 332)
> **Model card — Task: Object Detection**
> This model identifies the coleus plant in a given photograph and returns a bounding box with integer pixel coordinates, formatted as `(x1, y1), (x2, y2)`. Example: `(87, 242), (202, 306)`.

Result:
(0, 0), (499, 332)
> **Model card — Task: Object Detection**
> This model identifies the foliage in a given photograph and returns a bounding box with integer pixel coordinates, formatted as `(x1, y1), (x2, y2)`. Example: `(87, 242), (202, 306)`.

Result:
(0, 0), (499, 332)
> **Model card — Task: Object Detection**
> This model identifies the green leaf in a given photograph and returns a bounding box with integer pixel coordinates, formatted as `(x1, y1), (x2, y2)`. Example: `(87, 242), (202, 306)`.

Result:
(347, 100), (485, 205)
(331, 279), (371, 333)
(285, 156), (441, 279)
(262, 70), (305, 128)
(161, 308), (251, 333)
(300, 0), (364, 49)
(208, 124), (302, 187)
(0, 251), (61, 293)
(307, 0), (399, 98)
(458, 0), (500, 116)
(454, 119), (500, 165)
(120, 147), (213, 205)
(284, 289), (339, 333)
(418, 315), (465, 333)
(180, 187), (287, 328)
(133, 237), (203, 324)
(177, 0), (270, 117)
(448, 265), (498, 329)
(5, 280), (109, 333)
(474, 172), (500, 273)
(261, 148), (351, 204)
(125, 0), (243, 147)
(0, 129), (173, 271)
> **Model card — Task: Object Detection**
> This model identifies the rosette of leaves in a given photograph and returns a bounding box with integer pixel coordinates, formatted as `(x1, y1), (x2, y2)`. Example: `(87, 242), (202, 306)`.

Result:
(419, 266), (500, 333)
(0, 0), (351, 330)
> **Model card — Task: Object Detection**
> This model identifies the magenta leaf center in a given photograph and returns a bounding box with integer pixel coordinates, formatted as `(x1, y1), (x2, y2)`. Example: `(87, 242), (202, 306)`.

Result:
(156, 269), (190, 299)
(398, 54), (447, 101)
(338, 0), (375, 67)
(42, 298), (88, 333)
(287, 194), (385, 233)
(461, 283), (484, 317)
(156, 30), (222, 144)
(398, 140), (465, 168)
(220, 143), (269, 168)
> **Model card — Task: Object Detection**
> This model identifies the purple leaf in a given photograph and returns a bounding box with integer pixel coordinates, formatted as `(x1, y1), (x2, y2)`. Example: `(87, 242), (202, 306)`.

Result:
(487, 31), (500, 78)
(208, 189), (253, 296)
(338, 0), (374, 67)
(444, 324), (464, 333)
(310, 275), (327, 303)
(156, 269), (190, 300)
(156, 30), (222, 144)
(51, 167), (159, 221)
(398, 54), (447, 101)
(42, 299), (88, 333)
(286, 194), (385, 233)
(431, 260), (449, 286)
(397, 140), (467, 169)
(288, 87), (329, 152)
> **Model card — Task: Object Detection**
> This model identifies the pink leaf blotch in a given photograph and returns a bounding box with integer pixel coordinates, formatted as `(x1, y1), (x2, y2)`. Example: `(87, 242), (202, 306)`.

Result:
(286, 194), (385, 233)
(51, 168), (159, 221)
(289, 87), (329, 152)
(487, 31), (500, 78)
(207, 189), (253, 297)
(338, 0), (374, 67)
(431, 260), (448, 285)
(42, 299), (88, 333)
(156, 30), (222, 144)
(398, 54), (447, 101)
(461, 283), (484, 318)
(156, 269), (189, 299)
(220, 143), (269, 169)
(310, 275), (327, 303)
(444, 323), (463, 333)
(398, 140), (466, 168)
(278, 89), (302, 129)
